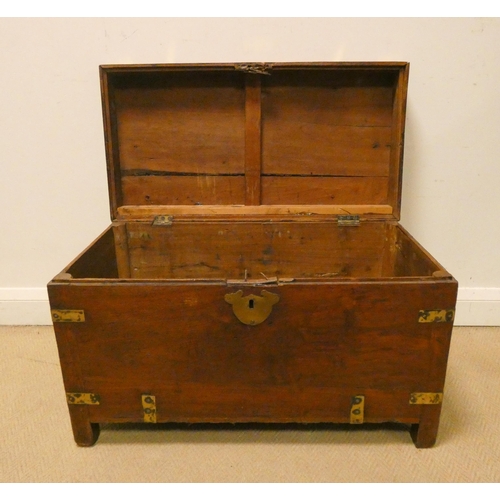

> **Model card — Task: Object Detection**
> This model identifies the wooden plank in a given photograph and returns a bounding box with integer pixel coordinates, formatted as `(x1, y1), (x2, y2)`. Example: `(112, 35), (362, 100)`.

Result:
(396, 224), (452, 274)
(114, 78), (245, 175)
(117, 204), (394, 218)
(388, 64), (410, 220)
(245, 74), (262, 205)
(262, 77), (394, 177)
(263, 124), (392, 177)
(102, 65), (408, 220)
(412, 312), (456, 448)
(380, 223), (399, 277)
(100, 68), (123, 220)
(264, 130), (392, 177)
(85, 388), (421, 425)
(65, 227), (118, 279)
(61, 221), (446, 283)
(100, 62), (410, 72)
(49, 280), (456, 426)
(112, 223), (131, 279)
(47, 285), (101, 446)
(394, 225), (442, 277)
(125, 221), (388, 280)
(261, 176), (389, 205)
(121, 175), (246, 206)
(263, 86), (395, 128)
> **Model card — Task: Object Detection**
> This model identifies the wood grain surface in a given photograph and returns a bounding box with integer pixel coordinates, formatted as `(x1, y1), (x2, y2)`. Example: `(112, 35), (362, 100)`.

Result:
(100, 63), (407, 215)
(48, 62), (456, 448)
(49, 280), (456, 428)
(65, 223), (441, 281)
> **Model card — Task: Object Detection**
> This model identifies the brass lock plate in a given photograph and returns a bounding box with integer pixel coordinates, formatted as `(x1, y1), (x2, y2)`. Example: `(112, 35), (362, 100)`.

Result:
(225, 290), (279, 325)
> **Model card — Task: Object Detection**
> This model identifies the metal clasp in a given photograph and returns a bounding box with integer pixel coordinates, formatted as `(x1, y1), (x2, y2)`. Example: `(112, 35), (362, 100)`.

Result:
(235, 63), (271, 75)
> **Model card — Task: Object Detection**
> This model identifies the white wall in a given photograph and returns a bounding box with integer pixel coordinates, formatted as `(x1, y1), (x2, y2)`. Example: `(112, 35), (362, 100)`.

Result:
(1, 17), (499, 325)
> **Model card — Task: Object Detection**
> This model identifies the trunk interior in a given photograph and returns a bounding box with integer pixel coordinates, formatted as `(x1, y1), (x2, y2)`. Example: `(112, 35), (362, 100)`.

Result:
(63, 222), (444, 281)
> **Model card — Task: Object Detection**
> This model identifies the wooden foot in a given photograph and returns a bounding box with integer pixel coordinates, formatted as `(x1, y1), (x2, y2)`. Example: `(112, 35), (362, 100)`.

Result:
(410, 405), (442, 448)
(69, 407), (100, 447)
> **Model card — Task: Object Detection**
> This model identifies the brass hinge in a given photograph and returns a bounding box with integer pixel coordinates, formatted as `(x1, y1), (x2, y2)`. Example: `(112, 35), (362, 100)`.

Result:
(142, 394), (157, 423)
(418, 309), (455, 323)
(409, 392), (443, 405)
(350, 395), (365, 424)
(66, 393), (100, 405)
(52, 309), (85, 323)
(338, 215), (360, 227)
(235, 63), (271, 75)
(152, 215), (173, 226)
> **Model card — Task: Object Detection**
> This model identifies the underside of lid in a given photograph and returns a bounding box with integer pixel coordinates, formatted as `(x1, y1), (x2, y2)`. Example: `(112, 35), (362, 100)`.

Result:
(100, 62), (409, 221)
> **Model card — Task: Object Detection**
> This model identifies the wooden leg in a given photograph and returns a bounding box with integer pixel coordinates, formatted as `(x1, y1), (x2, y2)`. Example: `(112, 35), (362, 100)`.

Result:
(68, 406), (100, 447)
(410, 405), (442, 448)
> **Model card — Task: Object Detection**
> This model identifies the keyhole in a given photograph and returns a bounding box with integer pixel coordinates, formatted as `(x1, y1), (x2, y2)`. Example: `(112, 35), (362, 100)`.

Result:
(248, 299), (254, 309)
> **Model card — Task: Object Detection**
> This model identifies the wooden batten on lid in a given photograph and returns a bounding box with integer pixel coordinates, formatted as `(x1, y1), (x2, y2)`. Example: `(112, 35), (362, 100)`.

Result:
(100, 62), (409, 221)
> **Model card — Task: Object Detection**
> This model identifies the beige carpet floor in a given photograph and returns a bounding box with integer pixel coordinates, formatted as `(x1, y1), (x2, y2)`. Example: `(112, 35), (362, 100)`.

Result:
(1, 325), (499, 483)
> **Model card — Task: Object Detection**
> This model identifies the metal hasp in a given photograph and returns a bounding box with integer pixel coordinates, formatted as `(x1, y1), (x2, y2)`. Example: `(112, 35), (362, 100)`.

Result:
(66, 393), (100, 405)
(350, 395), (365, 424)
(409, 393), (443, 405)
(225, 290), (280, 326)
(52, 310), (85, 323)
(235, 63), (271, 75)
(142, 395), (157, 423)
(418, 309), (455, 323)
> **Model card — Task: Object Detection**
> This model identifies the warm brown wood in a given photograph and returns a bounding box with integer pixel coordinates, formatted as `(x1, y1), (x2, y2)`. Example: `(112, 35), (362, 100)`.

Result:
(262, 82), (394, 177)
(100, 63), (407, 219)
(68, 409), (100, 447)
(261, 176), (388, 205)
(262, 122), (392, 176)
(124, 221), (388, 280)
(411, 319), (454, 447)
(121, 175), (246, 206)
(116, 204), (394, 219)
(48, 280), (456, 430)
(394, 225), (441, 277)
(49, 62), (457, 448)
(47, 290), (101, 446)
(245, 74), (262, 205)
(62, 221), (448, 282)
(381, 223), (399, 276)
(259, 69), (397, 209)
(65, 226), (118, 279)
(114, 74), (246, 176)
(100, 62), (409, 72)
(388, 64), (410, 220)
(411, 405), (442, 448)
(396, 223), (449, 273)
(100, 68), (123, 221)
(112, 222), (131, 278)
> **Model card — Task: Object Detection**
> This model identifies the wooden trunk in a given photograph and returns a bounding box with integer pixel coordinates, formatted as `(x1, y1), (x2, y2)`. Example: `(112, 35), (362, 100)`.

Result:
(48, 62), (458, 448)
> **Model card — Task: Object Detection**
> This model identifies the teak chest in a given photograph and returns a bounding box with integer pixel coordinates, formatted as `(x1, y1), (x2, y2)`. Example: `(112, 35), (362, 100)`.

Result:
(48, 62), (458, 448)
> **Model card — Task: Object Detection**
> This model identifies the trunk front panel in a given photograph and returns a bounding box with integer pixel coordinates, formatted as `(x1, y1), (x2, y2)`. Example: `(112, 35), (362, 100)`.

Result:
(49, 280), (456, 424)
